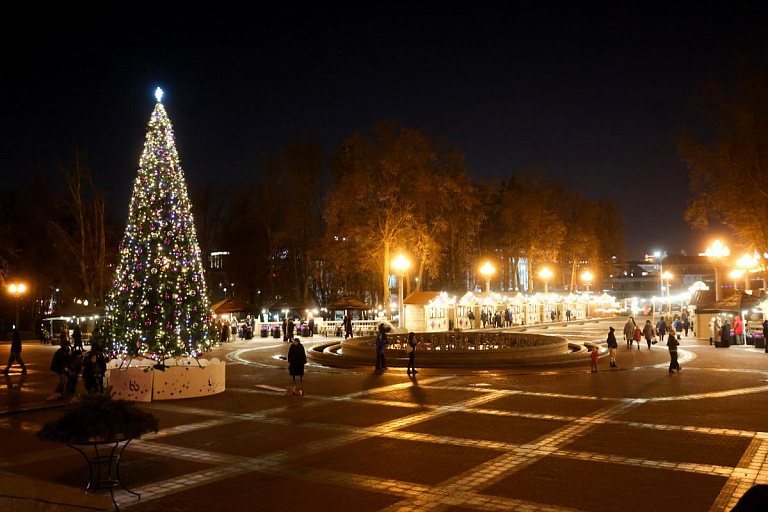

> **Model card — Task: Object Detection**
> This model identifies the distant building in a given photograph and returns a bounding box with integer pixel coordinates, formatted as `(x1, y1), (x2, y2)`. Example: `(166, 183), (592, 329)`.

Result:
(608, 254), (715, 299)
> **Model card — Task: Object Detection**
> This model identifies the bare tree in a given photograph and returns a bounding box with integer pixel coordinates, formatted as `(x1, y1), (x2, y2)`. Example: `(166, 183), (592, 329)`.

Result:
(48, 150), (107, 304)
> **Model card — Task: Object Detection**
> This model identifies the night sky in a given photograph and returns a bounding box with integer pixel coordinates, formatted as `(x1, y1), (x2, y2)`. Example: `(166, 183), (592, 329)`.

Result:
(3, 4), (766, 259)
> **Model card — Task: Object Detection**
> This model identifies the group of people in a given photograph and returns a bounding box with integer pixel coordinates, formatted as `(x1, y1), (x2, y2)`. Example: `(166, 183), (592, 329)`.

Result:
(283, 315), (315, 341)
(709, 314), (767, 347)
(48, 335), (107, 400)
(598, 316), (683, 373)
(218, 315), (257, 343)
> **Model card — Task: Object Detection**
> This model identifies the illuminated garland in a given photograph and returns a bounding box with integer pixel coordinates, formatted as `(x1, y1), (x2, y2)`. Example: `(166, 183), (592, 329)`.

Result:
(104, 90), (214, 359)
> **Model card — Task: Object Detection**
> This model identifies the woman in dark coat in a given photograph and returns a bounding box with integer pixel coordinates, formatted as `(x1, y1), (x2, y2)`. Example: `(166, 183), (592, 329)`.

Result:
(606, 326), (618, 368)
(287, 338), (307, 381)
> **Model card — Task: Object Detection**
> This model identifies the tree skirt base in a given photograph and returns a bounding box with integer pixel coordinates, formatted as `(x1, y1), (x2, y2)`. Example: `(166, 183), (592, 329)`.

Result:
(106, 357), (225, 402)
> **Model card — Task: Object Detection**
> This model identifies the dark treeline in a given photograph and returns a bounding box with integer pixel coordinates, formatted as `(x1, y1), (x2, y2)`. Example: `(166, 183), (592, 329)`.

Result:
(0, 122), (623, 328)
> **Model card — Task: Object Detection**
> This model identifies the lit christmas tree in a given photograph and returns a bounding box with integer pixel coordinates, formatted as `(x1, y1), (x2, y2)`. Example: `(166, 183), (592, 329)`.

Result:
(104, 88), (214, 359)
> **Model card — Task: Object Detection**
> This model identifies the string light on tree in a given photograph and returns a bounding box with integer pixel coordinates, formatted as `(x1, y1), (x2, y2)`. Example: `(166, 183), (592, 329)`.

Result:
(104, 88), (213, 359)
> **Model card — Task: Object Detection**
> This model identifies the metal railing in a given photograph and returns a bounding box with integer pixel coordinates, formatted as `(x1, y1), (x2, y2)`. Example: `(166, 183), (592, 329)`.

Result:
(363, 332), (561, 351)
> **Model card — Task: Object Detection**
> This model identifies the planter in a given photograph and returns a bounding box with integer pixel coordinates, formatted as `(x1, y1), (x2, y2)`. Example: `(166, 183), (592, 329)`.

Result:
(37, 393), (157, 510)
(107, 357), (226, 402)
(271, 327), (281, 339)
(260, 327), (269, 338)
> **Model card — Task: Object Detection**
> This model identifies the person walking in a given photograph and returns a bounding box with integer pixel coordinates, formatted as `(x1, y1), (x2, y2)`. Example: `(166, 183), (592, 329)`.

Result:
(734, 315), (745, 345)
(287, 337), (307, 382)
(667, 328), (681, 373)
(656, 317), (667, 343)
(606, 326), (618, 368)
(406, 332), (418, 376)
(566, 309), (571, 321)
(3, 327), (27, 374)
(48, 340), (72, 400)
(550, 310), (555, 322)
(72, 324), (83, 351)
(673, 316), (682, 334)
(721, 319), (732, 347)
(623, 317), (635, 349)
(643, 320), (655, 350)
(287, 317), (295, 342)
(712, 316), (721, 346)
(307, 315), (314, 337)
(481, 309), (488, 328)
(59, 325), (69, 347)
(633, 323), (642, 350)
(682, 315), (690, 337)
(220, 322), (229, 344)
(375, 324), (388, 370)
(282, 317), (288, 341)
(590, 345), (599, 373)
(344, 314), (353, 339)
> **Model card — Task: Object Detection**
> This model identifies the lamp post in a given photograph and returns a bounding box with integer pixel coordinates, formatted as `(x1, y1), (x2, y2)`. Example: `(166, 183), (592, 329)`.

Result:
(700, 240), (730, 301)
(539, 267), (553, 294)
(736, 253), (759, 291)
(392, 254), (410, 329)
(654, 250), (667, 301)
(662, 271), (673, 315)
(581, 270), (593, 318)
(729, 269), (745, 292)
(480, 261), (495, 293)
(8, 283), (27, 328)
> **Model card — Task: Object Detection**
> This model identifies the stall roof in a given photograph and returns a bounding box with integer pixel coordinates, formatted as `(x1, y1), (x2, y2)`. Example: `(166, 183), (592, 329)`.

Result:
(212, 297), (255, 314)
(326, 296), (370, 310)
(695, 291), (761, 314)
(261, 299), (308, 312)
(403, 291), (441, 305)
(689, 289), (716, 308)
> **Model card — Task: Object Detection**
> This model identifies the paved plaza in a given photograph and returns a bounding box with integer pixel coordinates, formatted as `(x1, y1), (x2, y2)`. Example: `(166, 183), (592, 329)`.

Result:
(1, 317), (768, 511)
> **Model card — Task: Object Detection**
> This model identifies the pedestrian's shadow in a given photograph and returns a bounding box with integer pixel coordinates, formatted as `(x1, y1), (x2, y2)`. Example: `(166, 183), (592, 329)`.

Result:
(4, 372), (27, 390)
(407, 374), (428, 406)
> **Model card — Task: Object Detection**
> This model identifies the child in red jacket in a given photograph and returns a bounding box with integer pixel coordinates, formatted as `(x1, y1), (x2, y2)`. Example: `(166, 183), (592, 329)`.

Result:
(590, 346), (599, 373)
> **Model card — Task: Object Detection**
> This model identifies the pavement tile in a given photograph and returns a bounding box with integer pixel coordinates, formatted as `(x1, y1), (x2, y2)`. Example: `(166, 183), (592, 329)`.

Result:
(294, 436), (501, 486)
(137, 407), (218, 430)
(476, 394), (610, 417)
(268, 400), (427, 428)
(482, 456), (727, 512)
(403, 411), (568, 445)
(372, 387), (485, 406)
(563, 423), (752, 467)
(147, 419), (341, 457)
(0, 427), (64, 461)
(131, 470), (402, 511)
(617, 394), (768, 431)
(146, 389), (296, 414)
(10, 449), (214, 490)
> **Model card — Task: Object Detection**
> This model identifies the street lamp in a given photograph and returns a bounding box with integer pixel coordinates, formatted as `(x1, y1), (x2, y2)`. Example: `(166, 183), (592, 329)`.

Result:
(480, 261), (495, 293)
(736, 253), (759, 291)
(729, 269), (745, 292)
(391, 253), (410, 328)
(539, 267), (553, 294)
(700, 240), (730, 301)
(8, 282), (27, 328)
(581, 270), (593, 294)
(662, 271), (673, 315)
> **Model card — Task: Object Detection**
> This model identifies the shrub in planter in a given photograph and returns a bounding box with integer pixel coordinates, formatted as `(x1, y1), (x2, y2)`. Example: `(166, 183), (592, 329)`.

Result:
(37, 391), (159, 444)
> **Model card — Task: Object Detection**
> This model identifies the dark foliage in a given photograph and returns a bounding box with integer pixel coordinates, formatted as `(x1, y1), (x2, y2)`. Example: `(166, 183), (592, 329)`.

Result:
(37, 391), (158, 444)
